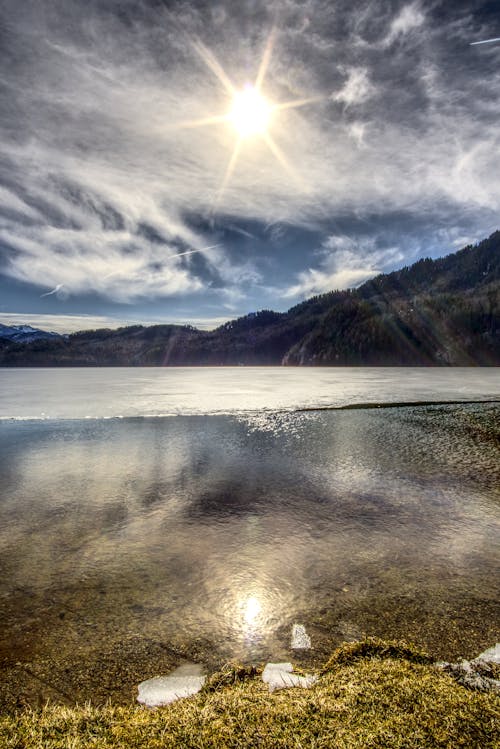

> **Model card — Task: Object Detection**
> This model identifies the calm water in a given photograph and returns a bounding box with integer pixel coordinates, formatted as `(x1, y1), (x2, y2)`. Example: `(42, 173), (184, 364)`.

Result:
(0, 368), (499, 707)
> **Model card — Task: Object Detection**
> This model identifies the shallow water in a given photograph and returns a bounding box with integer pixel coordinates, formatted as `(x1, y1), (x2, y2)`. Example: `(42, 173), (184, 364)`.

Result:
(0, 388), (499, 706)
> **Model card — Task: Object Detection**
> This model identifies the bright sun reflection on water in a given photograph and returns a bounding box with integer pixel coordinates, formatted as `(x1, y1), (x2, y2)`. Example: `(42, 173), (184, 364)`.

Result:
(243, 595), (262, 625)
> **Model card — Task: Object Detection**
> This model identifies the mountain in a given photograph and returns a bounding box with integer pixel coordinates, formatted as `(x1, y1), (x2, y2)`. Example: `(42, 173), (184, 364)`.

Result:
(0, 323), (61, 344)
(282, 230), (500, 366)
(0, 231), (499, 366)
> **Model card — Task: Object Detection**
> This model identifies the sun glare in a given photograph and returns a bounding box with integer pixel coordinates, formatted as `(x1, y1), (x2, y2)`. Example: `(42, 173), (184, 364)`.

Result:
(229, 86), (272, 138)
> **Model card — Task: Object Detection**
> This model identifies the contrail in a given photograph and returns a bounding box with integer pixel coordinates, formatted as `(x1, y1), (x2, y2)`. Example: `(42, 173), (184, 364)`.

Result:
(470, 37), (500, 45)
(101, 245), (221, 284)
(40, 284), (64, 297)
(166, 244), (220, 260)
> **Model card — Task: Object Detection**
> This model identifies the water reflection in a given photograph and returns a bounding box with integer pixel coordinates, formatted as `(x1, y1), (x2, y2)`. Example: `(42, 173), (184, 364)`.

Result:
(0, 404), (499, 703)
(248, 595), (264, 622)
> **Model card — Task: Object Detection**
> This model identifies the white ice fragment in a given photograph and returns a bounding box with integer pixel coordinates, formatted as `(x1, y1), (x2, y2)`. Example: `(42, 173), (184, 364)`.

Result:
(474, 643), (500, 664)
(262, 662), (318, 693)
(137, 664), (205, 707)
(435, 646), (500, 694)
(291, 623), (311, 649)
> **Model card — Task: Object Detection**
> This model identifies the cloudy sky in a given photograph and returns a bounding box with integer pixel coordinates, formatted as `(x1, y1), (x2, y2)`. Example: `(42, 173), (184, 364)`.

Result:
(0, 0), (499, 332)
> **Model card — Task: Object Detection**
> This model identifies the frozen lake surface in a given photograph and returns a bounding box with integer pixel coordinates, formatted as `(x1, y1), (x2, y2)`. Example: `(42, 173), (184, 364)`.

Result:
(0, 366), (499, 419)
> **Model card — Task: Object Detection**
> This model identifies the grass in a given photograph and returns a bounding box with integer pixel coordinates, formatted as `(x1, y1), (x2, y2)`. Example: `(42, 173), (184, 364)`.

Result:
(1, 640), (498, 748)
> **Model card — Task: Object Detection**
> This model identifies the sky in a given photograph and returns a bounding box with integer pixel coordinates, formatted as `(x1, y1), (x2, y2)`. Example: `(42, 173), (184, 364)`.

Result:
(0, 0), (499, 333)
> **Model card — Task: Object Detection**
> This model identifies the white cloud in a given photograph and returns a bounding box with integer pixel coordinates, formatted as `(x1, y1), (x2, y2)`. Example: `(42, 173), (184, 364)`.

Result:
(283, 266), (378, 298)
(283, 236), (405, 299)
(0, 137), (262, 302)
(0, 224), (204, 302)
(334, 68), (375, 106)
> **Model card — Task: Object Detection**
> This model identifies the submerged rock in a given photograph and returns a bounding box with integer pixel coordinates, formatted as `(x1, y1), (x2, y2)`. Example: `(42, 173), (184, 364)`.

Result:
(137, 664), (206, 707)
(291, 623), (311, 649)
(262, 662), (317, 693)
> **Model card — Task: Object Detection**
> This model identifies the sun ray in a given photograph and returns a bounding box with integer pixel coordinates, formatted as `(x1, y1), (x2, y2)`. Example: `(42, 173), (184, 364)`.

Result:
(262, 132), (305, 188)
(254, 28), (276, 92)
(192, 39), (236, 96)
(213, 137), (244, 211)
(166, 114), (231, 132)
(273, 95), (325, 112)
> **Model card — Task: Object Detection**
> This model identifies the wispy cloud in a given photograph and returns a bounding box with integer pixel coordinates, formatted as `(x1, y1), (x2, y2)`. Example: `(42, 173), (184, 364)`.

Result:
(383, 2), (425, 47)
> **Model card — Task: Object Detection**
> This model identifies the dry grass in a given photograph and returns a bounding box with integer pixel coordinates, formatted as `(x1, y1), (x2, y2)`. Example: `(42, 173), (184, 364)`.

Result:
(1, 640), (498, 748)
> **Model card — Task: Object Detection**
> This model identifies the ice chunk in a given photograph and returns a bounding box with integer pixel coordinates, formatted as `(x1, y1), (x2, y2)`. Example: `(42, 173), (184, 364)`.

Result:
(137, 664), (205, 707)
(262, 662), (317, 693)
(474, 643), (500, 664)
(291, 623), (311, 649)
(436, 646), (500, 694)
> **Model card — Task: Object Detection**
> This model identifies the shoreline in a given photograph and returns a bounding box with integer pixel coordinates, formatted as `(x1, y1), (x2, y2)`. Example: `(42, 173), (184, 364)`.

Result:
(1, 398), (500, 423)
(1, 639), (498, 748)
(2, 597), (499, 712)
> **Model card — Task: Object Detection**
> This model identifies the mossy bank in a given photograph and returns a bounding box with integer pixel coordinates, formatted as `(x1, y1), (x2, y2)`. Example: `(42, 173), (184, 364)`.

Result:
(1, 640), (498, 748)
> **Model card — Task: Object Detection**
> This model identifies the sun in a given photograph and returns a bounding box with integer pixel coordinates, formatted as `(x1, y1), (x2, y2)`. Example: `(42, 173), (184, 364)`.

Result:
(229, 86), (272, 138)
(173, 30), (323, 208)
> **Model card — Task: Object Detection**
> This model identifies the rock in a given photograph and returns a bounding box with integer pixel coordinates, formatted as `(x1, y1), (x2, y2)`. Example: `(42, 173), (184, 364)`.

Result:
(262, 662), (317, 693)
(137, 663), (206, 707)
(291, 623), (311, 649)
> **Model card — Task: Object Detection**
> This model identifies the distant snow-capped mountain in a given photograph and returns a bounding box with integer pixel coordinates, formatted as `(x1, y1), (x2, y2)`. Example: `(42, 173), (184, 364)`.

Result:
(0, 324), (61, 343)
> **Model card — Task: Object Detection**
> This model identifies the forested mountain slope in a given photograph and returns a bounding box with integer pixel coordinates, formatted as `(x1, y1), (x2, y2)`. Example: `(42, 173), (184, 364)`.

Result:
(1, 231), (498, 366)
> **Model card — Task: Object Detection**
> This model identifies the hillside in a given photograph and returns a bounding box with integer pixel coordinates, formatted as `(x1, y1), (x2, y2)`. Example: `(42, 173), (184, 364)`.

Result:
(1, 231), (499, 366)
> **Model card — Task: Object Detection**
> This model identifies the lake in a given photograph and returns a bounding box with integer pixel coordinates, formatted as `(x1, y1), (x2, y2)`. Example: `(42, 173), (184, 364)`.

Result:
(0, 367), (499, 707)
